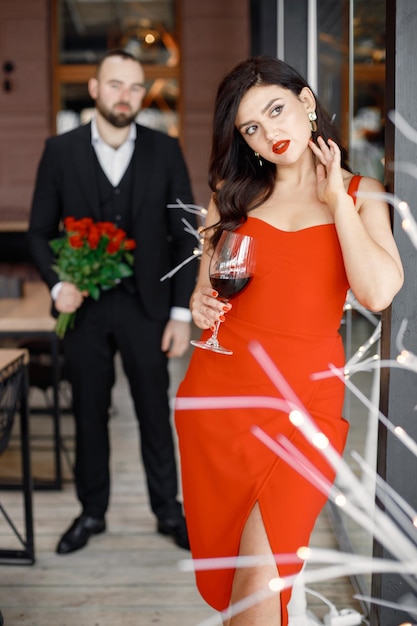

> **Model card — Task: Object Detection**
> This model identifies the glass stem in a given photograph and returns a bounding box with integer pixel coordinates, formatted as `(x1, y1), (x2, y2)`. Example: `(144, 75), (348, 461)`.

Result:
(207, 320), (221, 345)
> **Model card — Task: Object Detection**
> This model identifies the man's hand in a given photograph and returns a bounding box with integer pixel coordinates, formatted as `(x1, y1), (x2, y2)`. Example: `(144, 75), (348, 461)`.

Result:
(55, 282), (86, 313)
(161, 319), (191, 358)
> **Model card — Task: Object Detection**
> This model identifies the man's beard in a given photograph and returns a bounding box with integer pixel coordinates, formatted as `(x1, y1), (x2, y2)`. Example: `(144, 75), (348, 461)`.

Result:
(96, 99), (138, 128)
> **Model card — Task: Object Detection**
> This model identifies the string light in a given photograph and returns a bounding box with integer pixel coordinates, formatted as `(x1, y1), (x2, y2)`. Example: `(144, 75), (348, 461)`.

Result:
(335, 493), (347, 507)
(297, 547), (311, 561)
(312, 432), (329, 450)
(161, 200), (207, 281)
(397, 350), (410, 364)
(289, 409), (304, 426)
(269, 577), (284, 592)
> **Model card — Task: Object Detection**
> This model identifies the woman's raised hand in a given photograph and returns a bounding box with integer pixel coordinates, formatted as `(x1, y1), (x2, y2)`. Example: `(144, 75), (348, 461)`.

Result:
(190, 285), (231, 330)
(309, 137), (347, 210)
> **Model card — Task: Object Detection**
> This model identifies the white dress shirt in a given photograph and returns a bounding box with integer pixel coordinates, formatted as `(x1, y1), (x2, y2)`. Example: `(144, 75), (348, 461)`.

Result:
(91, 116), (136, 186)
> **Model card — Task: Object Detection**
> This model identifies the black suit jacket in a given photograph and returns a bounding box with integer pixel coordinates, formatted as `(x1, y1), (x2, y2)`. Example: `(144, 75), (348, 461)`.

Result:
(28, 122), (197, 321)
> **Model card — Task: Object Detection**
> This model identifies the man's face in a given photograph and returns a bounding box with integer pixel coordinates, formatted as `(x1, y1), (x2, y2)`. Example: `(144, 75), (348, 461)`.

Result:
(89, 56), (146, 128)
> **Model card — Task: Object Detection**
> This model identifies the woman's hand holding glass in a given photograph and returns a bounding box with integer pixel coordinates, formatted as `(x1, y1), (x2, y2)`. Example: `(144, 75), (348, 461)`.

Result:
(190, 231), (255, 355)
(190, 285), (232, 331)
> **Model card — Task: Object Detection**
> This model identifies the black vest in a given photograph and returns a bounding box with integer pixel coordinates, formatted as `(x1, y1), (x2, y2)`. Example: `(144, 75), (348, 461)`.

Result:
(93, 148), (134, 236)
(93, 149), (136, 293)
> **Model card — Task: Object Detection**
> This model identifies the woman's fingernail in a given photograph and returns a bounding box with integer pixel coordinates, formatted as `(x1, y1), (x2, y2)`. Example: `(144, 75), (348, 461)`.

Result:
(210, 325), (216, 331)
(212, 290), (218, 297)
(222, 305), (229, 311)
(219, 315), (225, 322)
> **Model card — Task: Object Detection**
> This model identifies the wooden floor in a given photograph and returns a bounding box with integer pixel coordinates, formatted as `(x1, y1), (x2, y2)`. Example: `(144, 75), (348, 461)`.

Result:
(0, 319), (374, 625)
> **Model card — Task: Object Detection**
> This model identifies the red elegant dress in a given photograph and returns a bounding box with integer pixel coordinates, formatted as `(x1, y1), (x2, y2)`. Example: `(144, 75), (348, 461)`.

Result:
(175, 177), (360, 625)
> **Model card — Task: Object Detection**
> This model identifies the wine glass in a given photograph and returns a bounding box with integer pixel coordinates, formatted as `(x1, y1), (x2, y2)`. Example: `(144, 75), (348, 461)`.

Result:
(191, 230), (256, 355)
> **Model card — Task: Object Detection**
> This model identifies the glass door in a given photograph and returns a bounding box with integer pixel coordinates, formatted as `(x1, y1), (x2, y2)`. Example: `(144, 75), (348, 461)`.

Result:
(317, 0), (386, 612)
(317, 0), (385, 180)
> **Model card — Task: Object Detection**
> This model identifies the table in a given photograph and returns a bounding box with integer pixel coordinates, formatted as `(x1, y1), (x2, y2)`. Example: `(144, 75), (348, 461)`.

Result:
(0, 282), (63, 489)
(0, 349), (34, 564)
(0, 221), (28, 231)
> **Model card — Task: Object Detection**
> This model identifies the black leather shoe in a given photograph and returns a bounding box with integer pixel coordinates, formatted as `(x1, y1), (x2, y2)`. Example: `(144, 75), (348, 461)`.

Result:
(157, 516), (190, 550)
(56, 515), (106, 554)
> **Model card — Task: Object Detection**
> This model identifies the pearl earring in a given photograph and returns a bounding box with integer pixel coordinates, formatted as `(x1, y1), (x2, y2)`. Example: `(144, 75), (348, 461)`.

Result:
(308, 111), (318, 133)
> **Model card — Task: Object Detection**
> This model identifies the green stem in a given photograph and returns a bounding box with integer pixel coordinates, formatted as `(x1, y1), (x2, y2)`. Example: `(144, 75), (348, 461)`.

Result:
(55, 312), (75, 338)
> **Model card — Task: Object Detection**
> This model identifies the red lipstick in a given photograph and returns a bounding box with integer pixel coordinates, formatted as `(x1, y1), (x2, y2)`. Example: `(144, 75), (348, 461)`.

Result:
(272, 140), (290, 155)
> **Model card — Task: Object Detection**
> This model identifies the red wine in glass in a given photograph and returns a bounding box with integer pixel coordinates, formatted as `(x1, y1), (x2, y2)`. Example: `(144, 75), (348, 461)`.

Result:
(209, 274), (253, 300)
(191, 231), (256, 355)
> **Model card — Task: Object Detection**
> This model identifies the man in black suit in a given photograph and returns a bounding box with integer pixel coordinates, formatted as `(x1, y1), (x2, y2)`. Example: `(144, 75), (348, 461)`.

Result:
(28, 49), (197, 554)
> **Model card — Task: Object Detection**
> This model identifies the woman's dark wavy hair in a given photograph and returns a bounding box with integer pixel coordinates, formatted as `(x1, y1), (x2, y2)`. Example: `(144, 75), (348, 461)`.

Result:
(208, 56), (350, 248)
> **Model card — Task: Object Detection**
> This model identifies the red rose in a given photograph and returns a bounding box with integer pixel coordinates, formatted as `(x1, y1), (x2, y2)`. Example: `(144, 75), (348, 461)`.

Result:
(99, 222), (117, 237)
(124, 239), (136, 251)
(87, 226), (101, 249)
(69, 234), (84, 248)
(106, 240), (121, 254)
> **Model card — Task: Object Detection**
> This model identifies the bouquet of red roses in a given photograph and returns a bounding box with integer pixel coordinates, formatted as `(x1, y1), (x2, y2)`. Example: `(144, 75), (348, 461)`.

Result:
(50, 217), (136, 338)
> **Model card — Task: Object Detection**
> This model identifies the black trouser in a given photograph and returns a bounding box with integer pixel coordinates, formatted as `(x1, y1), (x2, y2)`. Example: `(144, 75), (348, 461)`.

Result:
(62, 287), (182, 522)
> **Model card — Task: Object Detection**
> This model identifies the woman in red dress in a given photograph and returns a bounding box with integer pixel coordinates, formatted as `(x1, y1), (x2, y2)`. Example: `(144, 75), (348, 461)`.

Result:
(175, 56), (403, 626)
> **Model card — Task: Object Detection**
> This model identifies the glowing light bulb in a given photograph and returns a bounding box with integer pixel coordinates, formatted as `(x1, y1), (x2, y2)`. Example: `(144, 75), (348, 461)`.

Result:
(335, 493), (347, 507)
(402, 218), (411, 231)
(397, 350), (410, 364)
(296, 546), (311, 560)
(398, 201), (409, 212)
(269, 577), (284, 592)
(312, 432), (329, 449)
(289, 410), (304, 426)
